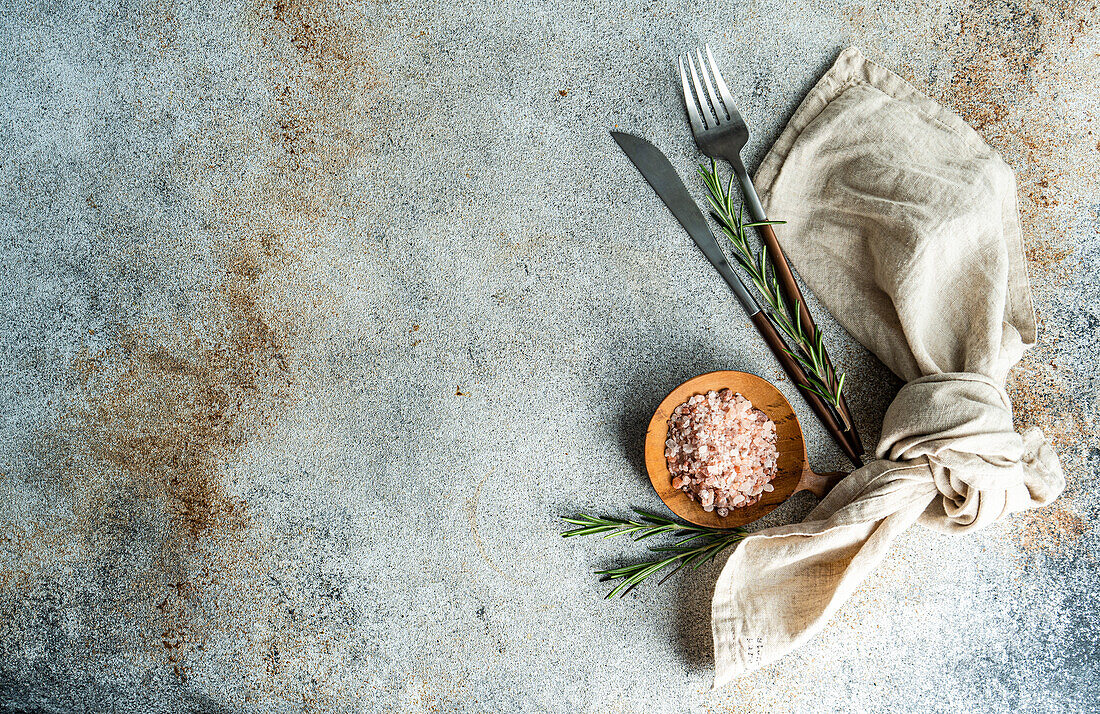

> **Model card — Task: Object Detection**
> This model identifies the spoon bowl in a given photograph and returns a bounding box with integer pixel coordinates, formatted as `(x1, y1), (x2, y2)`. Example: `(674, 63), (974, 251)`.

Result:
(644, 370), (846, 528)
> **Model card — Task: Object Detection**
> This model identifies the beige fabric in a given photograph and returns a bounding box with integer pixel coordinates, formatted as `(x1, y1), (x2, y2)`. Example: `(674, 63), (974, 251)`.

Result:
(710, 47), (1065, 687)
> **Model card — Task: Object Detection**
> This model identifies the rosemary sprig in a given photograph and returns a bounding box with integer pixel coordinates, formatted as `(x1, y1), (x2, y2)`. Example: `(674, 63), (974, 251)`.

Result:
(698, 160), (849, 428)
(561, 510), (745, 598)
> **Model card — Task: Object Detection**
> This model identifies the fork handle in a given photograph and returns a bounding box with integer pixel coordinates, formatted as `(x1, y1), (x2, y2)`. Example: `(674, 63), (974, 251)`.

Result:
(733, 166), (865, 457)
(731, 168), (810, 320)
(733, 165), (768, 227)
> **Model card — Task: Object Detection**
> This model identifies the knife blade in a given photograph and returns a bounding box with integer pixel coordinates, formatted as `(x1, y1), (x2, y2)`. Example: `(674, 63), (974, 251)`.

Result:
(610, 131), (760, 317)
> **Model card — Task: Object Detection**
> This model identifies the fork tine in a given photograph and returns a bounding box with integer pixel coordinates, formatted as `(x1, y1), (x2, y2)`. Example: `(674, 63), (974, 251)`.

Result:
(705, 44), (739, 120)
(694, 47), (725, 123)
(678, 55), (707, 133)
(687, 53), (716, 126)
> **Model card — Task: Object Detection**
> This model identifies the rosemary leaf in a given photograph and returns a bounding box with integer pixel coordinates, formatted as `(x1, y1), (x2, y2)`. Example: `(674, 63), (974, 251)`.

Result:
(698, 160), (849, 426)
(561, 512), (746, 598)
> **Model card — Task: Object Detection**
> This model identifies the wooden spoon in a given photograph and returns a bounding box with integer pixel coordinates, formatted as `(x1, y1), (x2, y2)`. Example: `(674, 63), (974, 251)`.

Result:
(644, 370), (848, 528)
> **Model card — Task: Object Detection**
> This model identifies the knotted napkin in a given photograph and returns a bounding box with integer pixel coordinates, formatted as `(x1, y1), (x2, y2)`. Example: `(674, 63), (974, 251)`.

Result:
(711, 47), (1065, 687)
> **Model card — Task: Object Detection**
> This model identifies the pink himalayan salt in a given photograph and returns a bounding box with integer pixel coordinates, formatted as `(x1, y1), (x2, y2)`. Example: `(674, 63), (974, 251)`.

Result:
(664, 389), (778, 516)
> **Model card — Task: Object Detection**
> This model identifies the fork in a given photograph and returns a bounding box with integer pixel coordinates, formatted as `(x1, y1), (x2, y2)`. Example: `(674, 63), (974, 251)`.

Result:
(679, 45), (864, 460)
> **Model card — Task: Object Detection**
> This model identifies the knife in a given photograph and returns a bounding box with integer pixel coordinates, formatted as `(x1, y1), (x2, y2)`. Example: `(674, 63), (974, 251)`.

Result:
(610, 131), (760, 317)
(611, 130), (862, 468)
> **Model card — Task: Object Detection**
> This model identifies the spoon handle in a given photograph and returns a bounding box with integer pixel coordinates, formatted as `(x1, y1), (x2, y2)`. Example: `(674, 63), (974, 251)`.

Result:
(793, 469), (848, 498)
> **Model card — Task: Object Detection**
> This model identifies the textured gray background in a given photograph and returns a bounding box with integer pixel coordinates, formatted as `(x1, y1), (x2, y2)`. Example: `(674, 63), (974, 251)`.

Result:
(0, 0), (1097, 711)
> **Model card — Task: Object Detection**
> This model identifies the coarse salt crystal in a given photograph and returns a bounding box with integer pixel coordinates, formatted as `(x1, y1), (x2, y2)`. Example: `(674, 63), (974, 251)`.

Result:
(664, 389), (779, 515)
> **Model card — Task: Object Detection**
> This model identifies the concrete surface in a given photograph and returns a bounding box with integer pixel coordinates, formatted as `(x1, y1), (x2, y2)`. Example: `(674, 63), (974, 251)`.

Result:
(0, 0), (1097, 711)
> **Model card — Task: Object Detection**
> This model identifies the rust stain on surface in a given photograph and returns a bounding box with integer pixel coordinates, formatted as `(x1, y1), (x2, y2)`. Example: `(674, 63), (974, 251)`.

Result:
(848, 0), (1100, 282)
(66, 299), (294, 677)
(850, 0), (1100, 555)
(252, 0), (383, 226)
(929, 0), (1100, 558)
(1013, 503), (1091, 555)
(2, 0), (385, 701)
(923, 0), (1097, 274)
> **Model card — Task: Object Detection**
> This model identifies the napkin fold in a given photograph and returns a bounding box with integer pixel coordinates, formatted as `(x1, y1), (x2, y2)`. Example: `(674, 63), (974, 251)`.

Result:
(711, 47), (1065, 687)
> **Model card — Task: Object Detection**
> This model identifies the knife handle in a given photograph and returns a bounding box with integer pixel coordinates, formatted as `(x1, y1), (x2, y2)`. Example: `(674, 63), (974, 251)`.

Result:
(749, 311), (862, 468)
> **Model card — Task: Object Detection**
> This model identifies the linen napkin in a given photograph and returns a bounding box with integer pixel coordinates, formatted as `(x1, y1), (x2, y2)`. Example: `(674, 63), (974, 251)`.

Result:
(710, 46), (1065, 687)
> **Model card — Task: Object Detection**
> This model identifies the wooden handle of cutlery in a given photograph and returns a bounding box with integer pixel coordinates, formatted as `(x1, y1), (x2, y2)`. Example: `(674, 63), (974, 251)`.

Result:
(793, 468), (848, 498)
(749, 312), (862, 468)
(756, 223), (864, 456)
